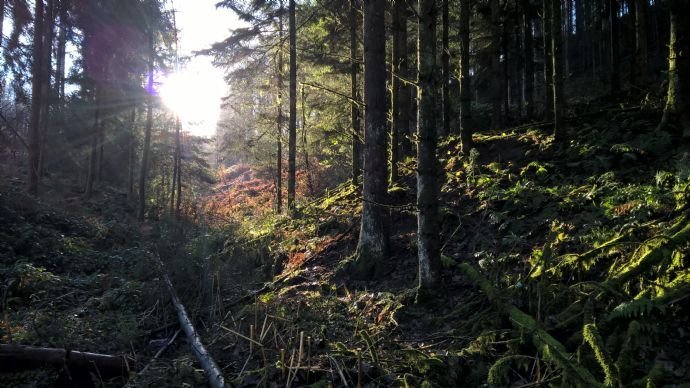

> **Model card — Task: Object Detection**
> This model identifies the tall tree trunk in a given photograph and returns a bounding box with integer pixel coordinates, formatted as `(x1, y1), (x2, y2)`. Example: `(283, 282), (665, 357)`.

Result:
(287, 0), (297, 213)
(563, 0), (570, 77)
(542, 0), (553, 121)
(301, 85), (314, 195)
(85, 88), (101, 198)
(127, 107), (136, 202)
(489, 0), (503, 130)
(38, 0), (54, 178)
(138, 34), (154, 221)
(390, 0), (408, 185)
(350, 0), (362, 185)
(0, 0), (5, 96)
(175, 141), (182, 217)
(28, 0), (45, 195)
(441, 0), (450, 137)
(170, 117), (180, 216)
(609, 0), (620, 94)
(417, 0), (441, 292)
(355, 0), (389, 277)
(459, 0), (472, 151)
(276, 0), (284, 213)
(551, 0), (565, 142)
(55, 0), (68, 104)
(658, 0), (690, 132)
(502, 27), (510, 124)
(633, 0), (647, 87)
(522, 0), (534, 120)
(575, 0), (585, 75)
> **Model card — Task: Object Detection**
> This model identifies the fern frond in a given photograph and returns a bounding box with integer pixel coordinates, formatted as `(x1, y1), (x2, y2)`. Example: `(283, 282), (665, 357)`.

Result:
(606, 222), (690, 287)
(583, 323), (620, 387)
(487, 355), (534, 385)
(459, 264), (602, 388)
(608, 271), (690, 321)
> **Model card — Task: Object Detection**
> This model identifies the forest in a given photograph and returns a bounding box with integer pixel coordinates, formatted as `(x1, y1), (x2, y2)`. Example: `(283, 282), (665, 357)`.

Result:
(1, 0), (690, 386)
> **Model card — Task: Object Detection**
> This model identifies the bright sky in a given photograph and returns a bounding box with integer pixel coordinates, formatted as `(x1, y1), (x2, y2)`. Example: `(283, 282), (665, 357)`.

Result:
(159, 0), (243, 138)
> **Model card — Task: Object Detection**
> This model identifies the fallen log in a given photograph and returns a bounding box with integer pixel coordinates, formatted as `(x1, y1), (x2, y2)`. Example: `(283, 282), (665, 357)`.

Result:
(0, 344), (131, 374)
(156, 254), (226, 388)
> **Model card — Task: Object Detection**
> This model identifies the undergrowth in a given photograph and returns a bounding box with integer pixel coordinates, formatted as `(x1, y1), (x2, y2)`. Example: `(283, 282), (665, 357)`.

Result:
(203, 109), (690, 387)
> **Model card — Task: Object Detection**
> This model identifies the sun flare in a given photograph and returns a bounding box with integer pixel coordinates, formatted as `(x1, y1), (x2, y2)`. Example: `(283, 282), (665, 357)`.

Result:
(158, 63), (226, 138)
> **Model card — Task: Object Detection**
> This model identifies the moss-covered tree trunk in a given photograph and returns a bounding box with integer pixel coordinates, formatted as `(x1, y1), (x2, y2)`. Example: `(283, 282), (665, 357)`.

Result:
(658, 0), (690, 132)
(350, 0), (362, 186)
(287, 0), (297, 213)
(459, 0), (472, 151)
(417, 0), (440, 291)
(355, 0), (389, 277)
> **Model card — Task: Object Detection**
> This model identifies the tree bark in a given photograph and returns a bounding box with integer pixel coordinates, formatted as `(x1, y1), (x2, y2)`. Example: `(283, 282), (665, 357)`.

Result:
(170, 117), (180, 216)
(38, 0), (54, 178)
(287, 0), (297, 213)
(0, 0), (5, 95)
(658, 0), (690, 132)
(85, 88), (101, 198)
(608, 0), (620, 95)
(276, 0), (284, 213)
(489, 0), (503, 130)
(575, 0), (585, 75)
(355, 0), (389, 277)
(522, 0), (534, 120)
(55, 0), (68, 104)
(459, 0), (472, 151)
(138, 34), (154, 221)
(441, 0), (450, 137)
(127, 107), (136, 202)
(633, 0), (647, 87)
(175, 140), (182, 217)
(417, 0), (441, 291)
(390, 0), (408, 185)
(28, 0), (45, 195)
(542, 0), (553, 121)
(301, 85), (314, 195)
(551, 0), (565, 142)
(350, 0), (362, 186)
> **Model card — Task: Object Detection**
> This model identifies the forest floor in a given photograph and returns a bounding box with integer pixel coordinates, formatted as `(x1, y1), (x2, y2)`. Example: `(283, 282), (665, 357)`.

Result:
(2, 104), (690, 387)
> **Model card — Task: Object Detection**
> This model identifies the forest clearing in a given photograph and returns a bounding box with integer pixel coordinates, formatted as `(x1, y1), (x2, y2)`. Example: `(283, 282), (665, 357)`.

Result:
(1, 0), (690, 387)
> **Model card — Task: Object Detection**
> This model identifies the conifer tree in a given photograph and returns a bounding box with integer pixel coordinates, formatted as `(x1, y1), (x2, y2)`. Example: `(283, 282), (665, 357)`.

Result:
(355, 0), (389, 276)
(417, 0), (440, 291)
